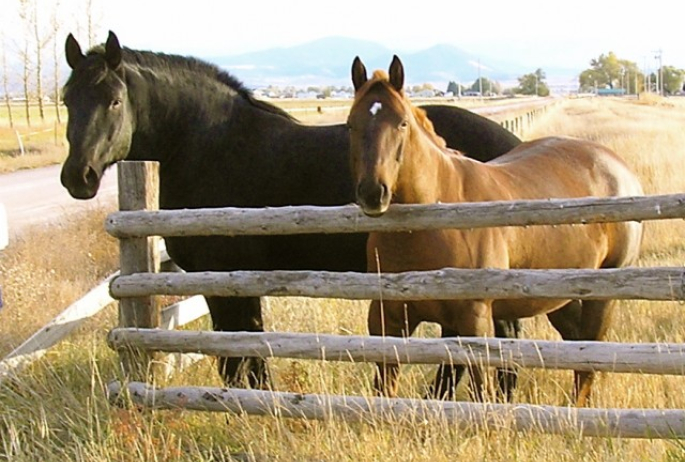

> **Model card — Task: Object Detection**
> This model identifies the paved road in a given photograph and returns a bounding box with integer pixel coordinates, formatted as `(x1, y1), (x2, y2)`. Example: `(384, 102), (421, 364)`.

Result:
(0, 164), (118, 241)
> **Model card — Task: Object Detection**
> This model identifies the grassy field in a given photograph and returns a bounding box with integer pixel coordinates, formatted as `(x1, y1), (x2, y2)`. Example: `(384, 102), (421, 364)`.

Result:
(2, 97), (685, 461)
(0, 104), (68, 173)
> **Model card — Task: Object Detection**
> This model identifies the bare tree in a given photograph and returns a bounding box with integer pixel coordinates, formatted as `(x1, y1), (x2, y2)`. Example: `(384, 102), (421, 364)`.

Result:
(31, 0), (46, 122)
(28, 0), (55, 123)
(86, 0), (96, 48)
(18, 0), (33, 127)
(1, 32), (15, 129)
(73, 0), (102, 49)
(50, 0), (62, 124)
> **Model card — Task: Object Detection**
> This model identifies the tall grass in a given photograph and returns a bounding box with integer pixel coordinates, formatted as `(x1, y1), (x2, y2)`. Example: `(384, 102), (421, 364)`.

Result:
(0, 208), (119, 354)
(2, 97), (685, 461)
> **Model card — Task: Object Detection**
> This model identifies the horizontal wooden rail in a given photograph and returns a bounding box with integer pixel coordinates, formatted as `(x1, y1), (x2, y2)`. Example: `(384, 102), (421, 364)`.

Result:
(107, 381), (685, 439)
(105, 193), (685, 238)
(107, 329), (685, 375)
(110, 266), (685, 301)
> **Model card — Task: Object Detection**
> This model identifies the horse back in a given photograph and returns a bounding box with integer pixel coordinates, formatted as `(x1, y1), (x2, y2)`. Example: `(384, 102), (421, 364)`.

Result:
(487, 136), (643, 199)
(486, 136), (644, 269)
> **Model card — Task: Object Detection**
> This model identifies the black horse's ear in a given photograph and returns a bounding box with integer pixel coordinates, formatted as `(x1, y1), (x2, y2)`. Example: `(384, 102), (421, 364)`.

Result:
(389, 55), (404, 92)
(65, 33), (85, 69)
(104, 31), (123, 71)
(351, 56), (368, 91)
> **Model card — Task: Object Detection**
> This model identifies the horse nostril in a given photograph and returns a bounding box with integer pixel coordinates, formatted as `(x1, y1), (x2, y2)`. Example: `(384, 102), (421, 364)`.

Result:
(356, 182), (365, 201)
(84, 165), (98, 186)
(357, 179), (390, 211)
(380, 183), (389, 201)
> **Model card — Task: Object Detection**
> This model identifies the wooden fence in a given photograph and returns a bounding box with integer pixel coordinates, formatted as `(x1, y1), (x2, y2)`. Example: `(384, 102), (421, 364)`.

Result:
(106, 161), (685, 439)
(470, 98), (555, 136)
(0, 98), (553, 382)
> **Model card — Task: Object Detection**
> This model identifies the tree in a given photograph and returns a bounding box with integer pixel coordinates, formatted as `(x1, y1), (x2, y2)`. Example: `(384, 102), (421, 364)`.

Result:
(18, 0), (33, 127)
(70, 0), (101, 49)
(446, 81), (461, 96)
(515, 69), (549, 96)
(470, 77), (497, 96)
(29, 0), (51, 122)
(660, 65), (685, 95)
(50, 0), (63, 124)
(411, 83), (435, 94)
(579, 52), (643, 93)
(1, 32), (14, 128)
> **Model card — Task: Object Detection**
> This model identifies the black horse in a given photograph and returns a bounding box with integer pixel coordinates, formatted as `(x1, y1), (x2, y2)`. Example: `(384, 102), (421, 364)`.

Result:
(61, 31), (571, 399)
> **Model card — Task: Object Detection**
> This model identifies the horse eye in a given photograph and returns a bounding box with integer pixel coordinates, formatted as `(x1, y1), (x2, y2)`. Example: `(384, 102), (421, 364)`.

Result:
(110, 99), (122, 109)
(398, 120), (409, 130)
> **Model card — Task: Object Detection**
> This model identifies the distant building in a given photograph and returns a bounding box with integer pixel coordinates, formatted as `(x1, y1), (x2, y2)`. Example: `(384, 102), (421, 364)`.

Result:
(295, 91), (318, 99)
(412, 89), (436, 98)
(596, 88), (626, 96)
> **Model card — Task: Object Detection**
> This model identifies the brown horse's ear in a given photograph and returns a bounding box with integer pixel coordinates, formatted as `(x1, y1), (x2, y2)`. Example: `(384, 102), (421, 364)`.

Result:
(105, 31), (123, 71)
(65, 33), (85, 69)
(351, 56), (368, 91)
(389, 55), (404, 92)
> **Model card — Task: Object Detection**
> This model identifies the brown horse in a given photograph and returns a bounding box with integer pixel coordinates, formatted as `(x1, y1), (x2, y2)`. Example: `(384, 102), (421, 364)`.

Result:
(348, 55), (644, 405)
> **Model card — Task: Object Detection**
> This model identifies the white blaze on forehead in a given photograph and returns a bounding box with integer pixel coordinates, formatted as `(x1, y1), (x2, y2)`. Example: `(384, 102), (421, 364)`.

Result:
(369, 101), (382, 116)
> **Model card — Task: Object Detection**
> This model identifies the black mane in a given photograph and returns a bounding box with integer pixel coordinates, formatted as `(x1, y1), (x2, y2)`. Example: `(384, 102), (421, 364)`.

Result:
(66, 44), (296, 121)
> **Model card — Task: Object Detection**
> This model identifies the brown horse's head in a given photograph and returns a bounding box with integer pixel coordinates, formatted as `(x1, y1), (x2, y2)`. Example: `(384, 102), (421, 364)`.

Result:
(61, 31), (134, 199)
(348, 55), (446, 216)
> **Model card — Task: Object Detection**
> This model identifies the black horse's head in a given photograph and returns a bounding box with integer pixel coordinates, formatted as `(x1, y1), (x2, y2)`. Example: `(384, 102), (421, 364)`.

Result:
(61, 31), (134, 199)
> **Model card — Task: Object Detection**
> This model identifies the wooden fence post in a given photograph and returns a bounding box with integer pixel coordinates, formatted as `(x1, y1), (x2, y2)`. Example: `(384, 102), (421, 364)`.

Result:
(117, 161), (161, 382)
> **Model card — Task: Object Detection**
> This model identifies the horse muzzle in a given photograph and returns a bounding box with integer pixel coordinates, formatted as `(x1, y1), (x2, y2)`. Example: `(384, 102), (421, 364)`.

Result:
(60, 162), (102, 200)
(356, 179), (391, 217)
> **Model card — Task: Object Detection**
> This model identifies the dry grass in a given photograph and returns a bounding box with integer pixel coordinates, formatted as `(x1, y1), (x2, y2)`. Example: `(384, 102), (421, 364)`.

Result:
(2, 97), (685, 461)
(526, 96), (685, 256)
(0, 105), (68, 173)
(0, 208), (119, 354)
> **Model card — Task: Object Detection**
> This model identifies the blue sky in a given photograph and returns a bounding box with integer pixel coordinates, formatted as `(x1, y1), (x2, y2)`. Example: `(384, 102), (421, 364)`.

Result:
(3, 0), (683, 73)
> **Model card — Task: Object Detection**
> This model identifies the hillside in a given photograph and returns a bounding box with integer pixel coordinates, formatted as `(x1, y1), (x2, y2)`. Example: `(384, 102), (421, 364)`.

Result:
(210, 36), (575, 87)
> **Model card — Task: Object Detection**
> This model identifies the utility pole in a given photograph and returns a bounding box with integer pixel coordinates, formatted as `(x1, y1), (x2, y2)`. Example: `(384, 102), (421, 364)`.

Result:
(653, 49), (663, 96)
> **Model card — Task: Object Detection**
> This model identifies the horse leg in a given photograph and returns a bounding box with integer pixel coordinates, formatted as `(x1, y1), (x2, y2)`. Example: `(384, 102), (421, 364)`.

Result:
(430, 318), (521, 401)
(443, 300), (493, 402)
(547, 299), (614, 406)
(546, 299), (583, 340)
(430, 327), (464, 400)
(574, 299), (615, 407)
(367, 300), (419, 397)
(494, 318), (522, 402)
(206, 296), (269, 389)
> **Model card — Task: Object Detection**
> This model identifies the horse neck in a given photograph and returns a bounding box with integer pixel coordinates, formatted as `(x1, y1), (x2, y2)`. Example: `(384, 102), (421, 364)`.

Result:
(125, 64), (238, 161)
(395, 128), (468, 204)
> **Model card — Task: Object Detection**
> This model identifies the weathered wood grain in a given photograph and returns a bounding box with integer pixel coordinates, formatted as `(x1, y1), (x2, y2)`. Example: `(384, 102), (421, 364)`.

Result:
(110, 266), (685, 301)
(107, 329), (685, 375)
(107, 381), (685, 439)
(105, 193), (685, 238)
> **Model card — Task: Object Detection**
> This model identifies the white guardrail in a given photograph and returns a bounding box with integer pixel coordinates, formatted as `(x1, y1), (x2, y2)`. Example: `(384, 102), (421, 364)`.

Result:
(0, 203), (7, 250)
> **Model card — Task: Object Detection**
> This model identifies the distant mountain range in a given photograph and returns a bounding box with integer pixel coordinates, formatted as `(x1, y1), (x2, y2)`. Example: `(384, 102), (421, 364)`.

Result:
(210, 36), (579, 89)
